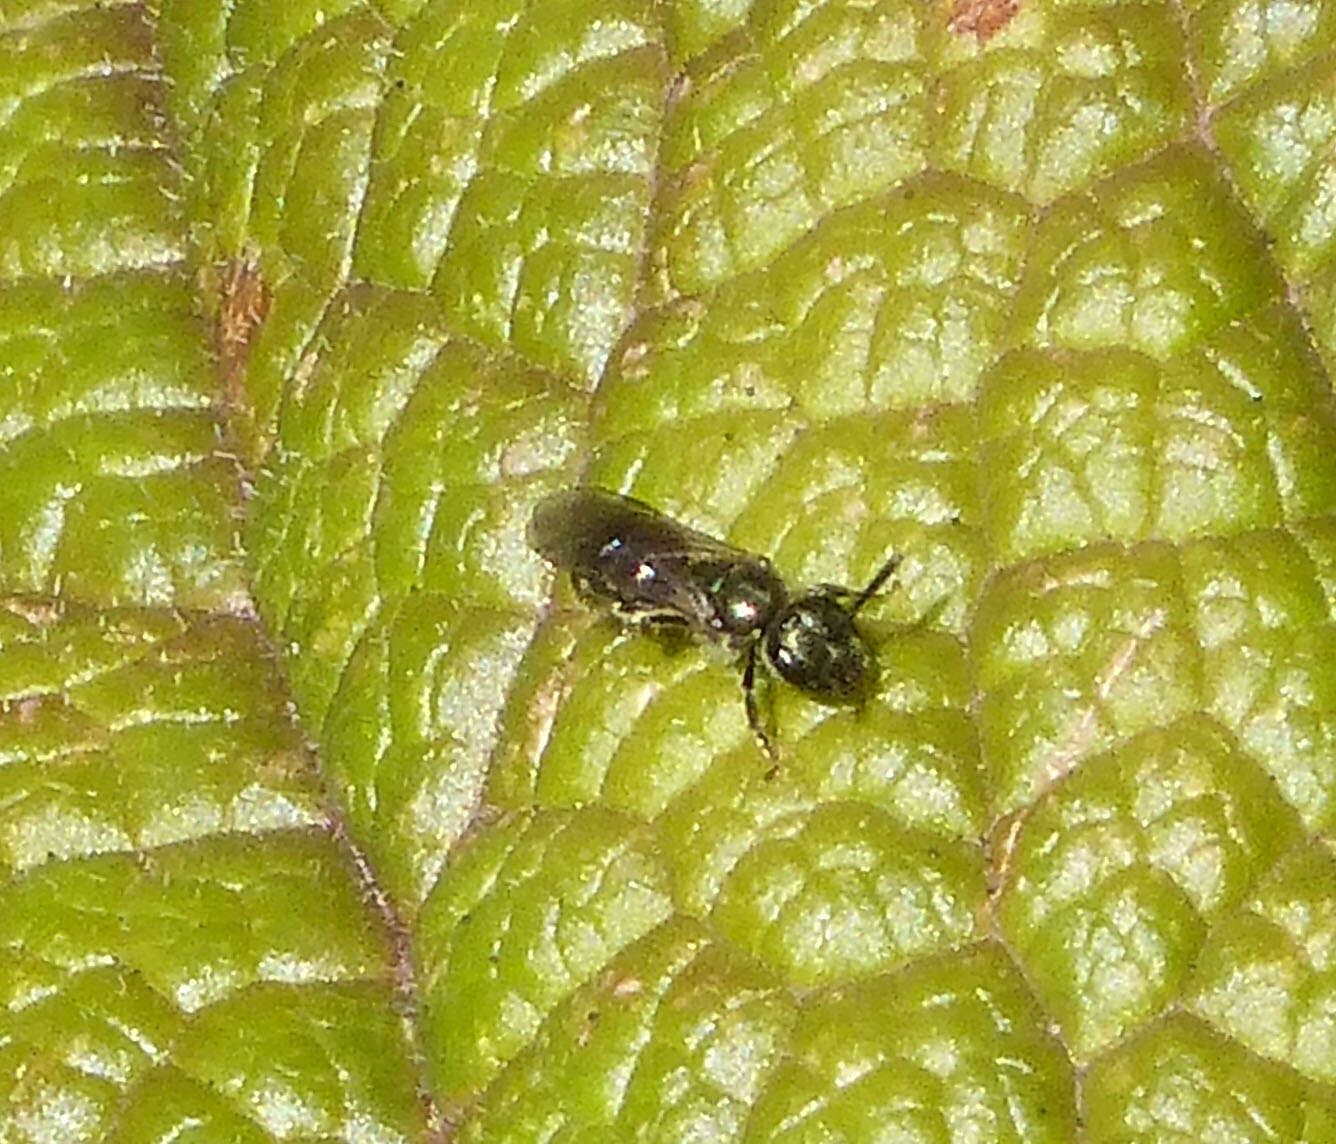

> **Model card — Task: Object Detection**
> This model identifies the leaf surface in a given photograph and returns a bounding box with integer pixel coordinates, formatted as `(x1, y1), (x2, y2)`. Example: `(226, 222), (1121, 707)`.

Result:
(3, 0), (1336, 1139)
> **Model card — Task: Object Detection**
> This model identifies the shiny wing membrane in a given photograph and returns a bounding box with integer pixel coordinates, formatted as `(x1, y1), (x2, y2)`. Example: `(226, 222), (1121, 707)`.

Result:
(529, 488), (743, 566)
(529, 488), (757, 626)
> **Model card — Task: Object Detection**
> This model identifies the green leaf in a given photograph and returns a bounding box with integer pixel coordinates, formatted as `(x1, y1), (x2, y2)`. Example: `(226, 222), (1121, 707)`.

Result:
(4, 0), (1336, 1139)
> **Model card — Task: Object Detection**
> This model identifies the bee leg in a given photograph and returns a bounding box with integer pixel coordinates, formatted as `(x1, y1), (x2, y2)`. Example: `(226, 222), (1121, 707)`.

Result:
(742, 642), (779, 774)
(850, 552), (904, 616)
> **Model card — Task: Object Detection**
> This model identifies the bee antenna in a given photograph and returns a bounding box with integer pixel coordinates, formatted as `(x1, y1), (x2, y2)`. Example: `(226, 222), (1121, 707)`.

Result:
(850, 552), (903, 616)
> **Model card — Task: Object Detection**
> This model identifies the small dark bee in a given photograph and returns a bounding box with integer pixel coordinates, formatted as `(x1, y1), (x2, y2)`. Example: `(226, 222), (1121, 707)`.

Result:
(529, 487), (901, 758)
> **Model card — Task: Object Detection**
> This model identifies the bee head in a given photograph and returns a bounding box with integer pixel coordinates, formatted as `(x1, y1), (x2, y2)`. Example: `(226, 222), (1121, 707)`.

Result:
(763, 592), (875, 703)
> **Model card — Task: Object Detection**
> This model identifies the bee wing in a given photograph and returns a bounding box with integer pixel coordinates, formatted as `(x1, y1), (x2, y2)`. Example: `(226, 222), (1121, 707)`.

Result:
(529, 488), (759, 626)
(529, 488), (748, 568)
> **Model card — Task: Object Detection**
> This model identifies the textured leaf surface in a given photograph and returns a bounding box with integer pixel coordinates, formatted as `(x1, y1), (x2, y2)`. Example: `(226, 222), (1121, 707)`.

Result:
(3, 0), (1336, 1140)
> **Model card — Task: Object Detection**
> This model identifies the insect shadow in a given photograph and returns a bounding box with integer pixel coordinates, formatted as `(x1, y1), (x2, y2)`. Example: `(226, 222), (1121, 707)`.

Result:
(529, 487), (902, 761)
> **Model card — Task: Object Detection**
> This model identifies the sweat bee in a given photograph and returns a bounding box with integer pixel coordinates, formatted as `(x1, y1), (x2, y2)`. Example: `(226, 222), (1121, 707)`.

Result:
(528, 487), (901, 758)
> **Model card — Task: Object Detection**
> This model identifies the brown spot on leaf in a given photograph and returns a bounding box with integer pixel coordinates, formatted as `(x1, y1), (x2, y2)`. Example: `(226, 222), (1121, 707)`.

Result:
(215, 256), (271, 410)
(948, 0), (1018, 41)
